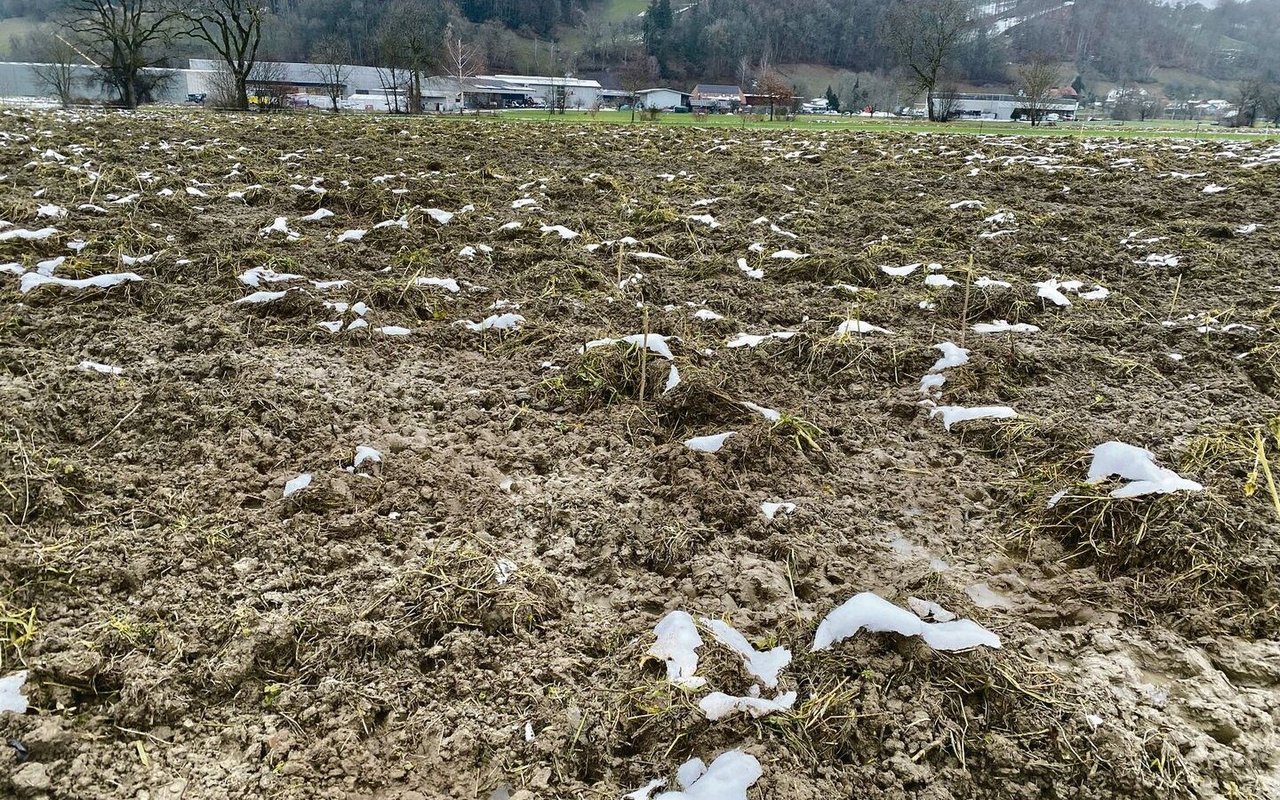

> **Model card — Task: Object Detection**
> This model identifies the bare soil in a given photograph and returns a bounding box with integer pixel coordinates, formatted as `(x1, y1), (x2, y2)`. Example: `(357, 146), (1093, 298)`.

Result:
(2, 111), (1279, 799)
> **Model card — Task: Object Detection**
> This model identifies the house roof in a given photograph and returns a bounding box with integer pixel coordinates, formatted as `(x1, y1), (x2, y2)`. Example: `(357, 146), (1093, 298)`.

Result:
(637, 88), (686, 95)
(488, 74), (603, 89)
(692, 84), (743, 97)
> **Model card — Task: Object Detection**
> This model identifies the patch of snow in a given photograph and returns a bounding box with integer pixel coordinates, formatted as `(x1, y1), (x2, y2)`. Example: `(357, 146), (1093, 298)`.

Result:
(930, 405), (1017, 431)
(416, 277), (460, 292)
(929, 342), (969, 373)
(972, 320), (1039, 334)
(283, 473), (312, 498)
(0, 670), (28, 714)
(726, 331), (795, 348)
(649, 611), (705, 688)
(0, 226), (58, 241)
(761, 501), (795, 520)
(881, 263), (921, 277)
(654, 751), (761, 800)
(664, 364), (681, 394)
(583, 333), (674, 360)
(836, 320), (892, 336)
(683, 432), (737, 453)
(21, 272), (143, 294)
(353, 446), (381, 468)
(234, 290), (289, 304)
(1086, 441), (1203, 498)
(700, 618), (791, 688)
(336, 229), (367, 243)
(540, 224), (579, 240)
(741, 401), (780, 422)
(813, 591), (1000, 652)
(240, 266), (302, 287)
(77, 360), (123, 376)
(698, 691), (797, 720)
(462, 313), (525, 332)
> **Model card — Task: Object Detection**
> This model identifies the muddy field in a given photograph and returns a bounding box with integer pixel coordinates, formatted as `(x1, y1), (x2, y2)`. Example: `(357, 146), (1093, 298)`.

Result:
(1, 110), (1279, 799)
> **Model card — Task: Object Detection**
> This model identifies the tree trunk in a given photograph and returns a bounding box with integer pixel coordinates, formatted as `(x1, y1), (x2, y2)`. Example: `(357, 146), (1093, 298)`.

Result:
(124, 74), (137, 109)
(926, 85), (935, 122)
(236, 75), (249, 110)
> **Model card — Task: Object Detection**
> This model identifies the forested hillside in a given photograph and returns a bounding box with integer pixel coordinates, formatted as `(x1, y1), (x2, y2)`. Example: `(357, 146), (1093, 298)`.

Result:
(4, 0), (1279, 95)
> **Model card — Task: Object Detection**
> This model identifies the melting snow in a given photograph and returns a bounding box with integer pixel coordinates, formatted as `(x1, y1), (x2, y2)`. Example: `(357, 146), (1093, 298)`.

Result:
(21, 272), (142, 294)
(761, 501), (795, 520)
(240, 266), (302, 287)
(881, 263), (920, 277)
(653, 751), (761, 800)
(462, 313), (525, 332)
(0, 226), (58, 241)
(700, 618), (791, 687)
(736, 258), (763, 279)
(336, 229), (367, 243)
(235, 290), (288, 304)
(1086, 442), (1204, 498)
(0, 670), (28, 714)
(726, 331), (795, 348)
(540, 224), (579, 239)
(353, 446), (381, 468)
(813, 592), (1000, 652)
(649, 611), (705, 688)
(930, 405), (1017, 431)
(260, 216), (301, 240)
(836, 320), (892, 336)
(77, 360), (123, 375)
(583, 333), (674, 360)
(741, 401), (780, 421)
(283, 473), (312, 498)
(683, 432), (736, 453)
(972, 320), (1039, 334)
(698, 691), (797, 720)
(416, 277), (460, 292)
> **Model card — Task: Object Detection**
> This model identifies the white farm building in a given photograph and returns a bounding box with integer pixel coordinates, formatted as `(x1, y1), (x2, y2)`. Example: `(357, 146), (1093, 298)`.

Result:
(635, 88), (689, 110)
(931, 92), (1079, 121)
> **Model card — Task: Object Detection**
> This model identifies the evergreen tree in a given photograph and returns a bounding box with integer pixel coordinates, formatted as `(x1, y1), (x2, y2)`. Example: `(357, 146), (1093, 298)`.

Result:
(1072, 74), (1086, 96)
(642, 0), (673, 57)
(825, 84), (840, 111)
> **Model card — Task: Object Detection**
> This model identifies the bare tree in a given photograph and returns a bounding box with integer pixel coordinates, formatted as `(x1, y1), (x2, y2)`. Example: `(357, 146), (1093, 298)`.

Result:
(758, 68), (793, 121)
(1016, 58), (1060, 125)
(375, 63), (407, 114)
(445, 26), (484, 115)
(933, 84), (961, 120)
(175, 0), (266, 111)
(884, 0), (971, 122)
(65, 0), (185, 108)
(736, 54), (752, 92)
(310, 36), (350, 113)
(378, 0), (448, 114)
(619, 52), (654, 123)
(28, 29), (83, 107)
